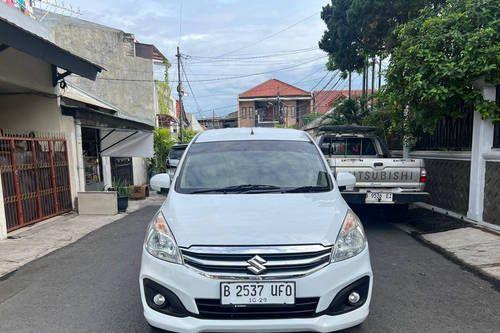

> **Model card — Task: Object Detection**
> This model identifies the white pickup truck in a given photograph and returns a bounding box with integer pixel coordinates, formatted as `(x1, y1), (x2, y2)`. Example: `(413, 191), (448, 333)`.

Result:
(314, 126), (429, 209)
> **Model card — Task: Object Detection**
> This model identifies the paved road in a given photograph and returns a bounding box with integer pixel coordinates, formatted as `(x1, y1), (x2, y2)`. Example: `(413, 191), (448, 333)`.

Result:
(0, 205), (499, 333)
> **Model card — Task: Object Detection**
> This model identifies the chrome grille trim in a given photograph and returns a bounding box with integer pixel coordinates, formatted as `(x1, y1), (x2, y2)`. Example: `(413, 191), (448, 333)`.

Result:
(180, 245), (332, 280)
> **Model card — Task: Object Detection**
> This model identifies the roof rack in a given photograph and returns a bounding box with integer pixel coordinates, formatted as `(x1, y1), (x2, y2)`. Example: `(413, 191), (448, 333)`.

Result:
(317, 125), (376, 133)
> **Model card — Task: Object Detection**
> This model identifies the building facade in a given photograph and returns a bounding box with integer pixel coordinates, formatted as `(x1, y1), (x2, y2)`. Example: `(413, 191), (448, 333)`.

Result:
(237, 79), (312, 128)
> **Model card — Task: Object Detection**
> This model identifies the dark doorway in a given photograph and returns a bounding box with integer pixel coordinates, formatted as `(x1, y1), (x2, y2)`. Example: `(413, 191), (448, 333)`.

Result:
(81, 127), (103, 191)
(111, 157), (133, 186)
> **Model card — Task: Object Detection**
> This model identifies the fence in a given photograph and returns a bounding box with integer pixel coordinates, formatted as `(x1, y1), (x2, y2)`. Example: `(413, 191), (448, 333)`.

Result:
(414, 104), (474, 151)
(0, 136), (72, 232)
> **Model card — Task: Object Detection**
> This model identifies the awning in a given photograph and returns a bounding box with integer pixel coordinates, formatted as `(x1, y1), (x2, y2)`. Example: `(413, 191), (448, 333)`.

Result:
(99, 129), (153, 158)
(62, 83), (119, 112)
(0, 7), (103, 82)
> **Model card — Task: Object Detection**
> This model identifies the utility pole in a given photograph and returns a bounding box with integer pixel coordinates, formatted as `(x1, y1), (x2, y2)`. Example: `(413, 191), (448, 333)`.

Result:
(371, 58), (376, 110)
(176, 46), (184, 142)
(212, 109), (215, 129)
(348, 71), (352, 99)
(378, 56), (382, 90)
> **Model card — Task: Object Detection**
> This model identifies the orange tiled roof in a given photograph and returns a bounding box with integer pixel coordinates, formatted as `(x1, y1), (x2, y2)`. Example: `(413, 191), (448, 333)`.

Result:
(239, 79), (311, 98)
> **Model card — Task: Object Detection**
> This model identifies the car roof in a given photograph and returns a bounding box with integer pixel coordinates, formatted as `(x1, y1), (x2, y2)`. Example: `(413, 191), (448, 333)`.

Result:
(194, 128), (311, 143)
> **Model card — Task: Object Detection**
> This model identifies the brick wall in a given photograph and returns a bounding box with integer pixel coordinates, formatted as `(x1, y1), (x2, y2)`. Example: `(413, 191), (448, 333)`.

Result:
(483, 161), (500, 226)
(424, 159), (471, 215)
(238, 101), (255, 127)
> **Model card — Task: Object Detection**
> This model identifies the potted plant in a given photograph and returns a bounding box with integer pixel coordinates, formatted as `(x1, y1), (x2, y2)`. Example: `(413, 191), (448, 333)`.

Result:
(112, 180), (131, 212)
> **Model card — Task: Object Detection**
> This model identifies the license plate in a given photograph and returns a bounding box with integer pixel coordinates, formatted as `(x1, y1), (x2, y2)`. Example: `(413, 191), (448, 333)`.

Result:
(220, 282), (295, 305)
(366, 192), (393, 203)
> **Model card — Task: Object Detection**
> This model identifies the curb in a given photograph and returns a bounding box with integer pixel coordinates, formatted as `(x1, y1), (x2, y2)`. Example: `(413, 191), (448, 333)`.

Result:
(411, 231), (500, 292)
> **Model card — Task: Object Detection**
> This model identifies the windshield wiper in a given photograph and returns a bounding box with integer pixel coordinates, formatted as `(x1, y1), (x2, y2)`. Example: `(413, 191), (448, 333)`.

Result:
(281, 186), (330, 193)
(189, 184), (281, 194)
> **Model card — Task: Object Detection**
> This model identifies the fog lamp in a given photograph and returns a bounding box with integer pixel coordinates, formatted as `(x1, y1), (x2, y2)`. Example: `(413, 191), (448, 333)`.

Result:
(348, 291), (360, 304)
(153, 293), (166, 306)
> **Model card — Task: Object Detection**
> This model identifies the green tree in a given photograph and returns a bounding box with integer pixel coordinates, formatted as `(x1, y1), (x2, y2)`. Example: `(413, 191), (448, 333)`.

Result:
(321, 98), (369, 126)
(183, 128), (199, 143)
(150, 128), (177, 174)
(319, 0), (441, 73)
(383, 0), (500, 139)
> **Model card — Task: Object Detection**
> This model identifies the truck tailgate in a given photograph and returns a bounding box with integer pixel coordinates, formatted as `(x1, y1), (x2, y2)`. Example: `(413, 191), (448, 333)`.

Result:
(329, 158), (423, 188)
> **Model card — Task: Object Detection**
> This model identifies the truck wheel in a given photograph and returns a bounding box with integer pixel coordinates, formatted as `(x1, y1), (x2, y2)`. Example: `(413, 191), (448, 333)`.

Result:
(384, 204), (408, 222)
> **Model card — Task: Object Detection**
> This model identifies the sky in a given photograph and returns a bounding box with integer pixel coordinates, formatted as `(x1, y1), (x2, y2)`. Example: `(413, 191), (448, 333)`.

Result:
(38, 0), (369, 118)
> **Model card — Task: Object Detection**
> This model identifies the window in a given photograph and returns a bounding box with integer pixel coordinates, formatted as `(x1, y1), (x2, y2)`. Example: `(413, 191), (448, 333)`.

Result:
(248, 107), (253, 118)
(176, 141), (332, 194)
(241, 107), (247, 118)
(283, 106), (288, 117)
(291, 106), (296, 118)
(321, 137), (378, 156)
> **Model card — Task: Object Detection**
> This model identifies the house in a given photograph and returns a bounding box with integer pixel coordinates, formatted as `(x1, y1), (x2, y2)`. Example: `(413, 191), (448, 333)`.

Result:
(238, 79), (312, 127)
(198, 111), (238, 129)
(0, 2), (103, 237)
(33, 8), (167, 190)
(312, 89), (375, 114)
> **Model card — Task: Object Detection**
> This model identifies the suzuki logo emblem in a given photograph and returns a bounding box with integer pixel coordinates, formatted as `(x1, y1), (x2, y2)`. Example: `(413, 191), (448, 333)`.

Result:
(247, 255), (267, 275)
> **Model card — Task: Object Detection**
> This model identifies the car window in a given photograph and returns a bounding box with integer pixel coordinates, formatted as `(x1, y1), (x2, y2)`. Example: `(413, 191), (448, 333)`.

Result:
(176, 140), (331, 193)
(168, 148), (185, 160)
(324, 137), (377, 156)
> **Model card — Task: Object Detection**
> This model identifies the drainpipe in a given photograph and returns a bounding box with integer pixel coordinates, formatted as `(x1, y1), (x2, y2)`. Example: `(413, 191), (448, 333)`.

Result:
(74, 119), (85, 192)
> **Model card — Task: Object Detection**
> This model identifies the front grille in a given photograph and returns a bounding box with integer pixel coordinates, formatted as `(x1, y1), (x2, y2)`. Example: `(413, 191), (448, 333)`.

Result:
(181, 245), (332, 278)
(195, 298), (320, 319)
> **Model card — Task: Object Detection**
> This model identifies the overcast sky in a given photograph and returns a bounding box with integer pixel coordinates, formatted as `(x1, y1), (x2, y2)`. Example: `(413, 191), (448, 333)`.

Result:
(42, 0), (367, 118)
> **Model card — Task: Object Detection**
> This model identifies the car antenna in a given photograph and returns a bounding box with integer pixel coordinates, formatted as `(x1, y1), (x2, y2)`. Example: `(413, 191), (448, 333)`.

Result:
(250, 128), (254, 135)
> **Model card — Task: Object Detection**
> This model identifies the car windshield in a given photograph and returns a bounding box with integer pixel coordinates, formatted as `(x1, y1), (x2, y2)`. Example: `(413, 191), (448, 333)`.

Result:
(168, 148), (185, 160)
(176, 140), (331, 194)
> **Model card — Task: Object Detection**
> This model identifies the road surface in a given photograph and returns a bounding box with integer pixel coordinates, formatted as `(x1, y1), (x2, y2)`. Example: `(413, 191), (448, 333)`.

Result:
(0, 205), (499, 332)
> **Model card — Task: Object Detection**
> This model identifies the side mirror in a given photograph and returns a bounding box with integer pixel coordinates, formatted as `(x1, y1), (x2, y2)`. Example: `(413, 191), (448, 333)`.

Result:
(150, 173), (171, 192)
(336, 172), (356, 190)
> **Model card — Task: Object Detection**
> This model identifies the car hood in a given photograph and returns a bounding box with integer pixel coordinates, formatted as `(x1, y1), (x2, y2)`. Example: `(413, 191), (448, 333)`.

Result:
(161, 191), (347, 248)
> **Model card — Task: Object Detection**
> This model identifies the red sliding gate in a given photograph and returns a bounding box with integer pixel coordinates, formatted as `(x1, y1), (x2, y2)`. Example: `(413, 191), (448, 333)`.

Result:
(0, 136), (72, 232)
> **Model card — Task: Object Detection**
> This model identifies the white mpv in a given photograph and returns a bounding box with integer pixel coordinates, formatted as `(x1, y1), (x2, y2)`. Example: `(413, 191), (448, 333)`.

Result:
(143, 128), (372, 333)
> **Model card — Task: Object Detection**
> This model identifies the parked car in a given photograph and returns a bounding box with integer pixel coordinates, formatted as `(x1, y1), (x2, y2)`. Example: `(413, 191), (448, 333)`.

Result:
(166, 143), (188, 177)
(144, 128), (372, 333)
(314, 125), (428, 211)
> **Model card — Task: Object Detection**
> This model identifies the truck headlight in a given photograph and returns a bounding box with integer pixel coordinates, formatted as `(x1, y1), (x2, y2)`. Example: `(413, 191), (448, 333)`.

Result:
(145, 210), (182, 264)
(332, 209), (367, 262)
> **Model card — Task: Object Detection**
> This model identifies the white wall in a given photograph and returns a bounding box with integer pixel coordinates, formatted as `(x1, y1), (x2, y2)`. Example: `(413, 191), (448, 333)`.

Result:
(132, 157), (148, 186)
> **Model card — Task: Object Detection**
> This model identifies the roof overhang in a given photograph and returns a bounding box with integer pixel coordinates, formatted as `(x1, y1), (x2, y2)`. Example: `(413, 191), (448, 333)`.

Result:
(61, 105), (154, 132)
(0, 12), (103, 82)
(238, 96), (312, 102)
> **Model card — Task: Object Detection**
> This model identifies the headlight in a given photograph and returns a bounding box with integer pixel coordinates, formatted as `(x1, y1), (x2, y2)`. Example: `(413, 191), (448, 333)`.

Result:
(332, 209), (367, 262)
(144, 210), (182, 264)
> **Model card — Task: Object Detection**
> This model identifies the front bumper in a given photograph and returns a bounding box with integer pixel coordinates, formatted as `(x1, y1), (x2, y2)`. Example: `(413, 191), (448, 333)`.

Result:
(139, 247), (373, 333)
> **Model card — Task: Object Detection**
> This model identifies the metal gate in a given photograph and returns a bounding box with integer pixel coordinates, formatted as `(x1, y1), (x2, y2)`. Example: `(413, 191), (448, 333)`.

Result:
(0, 136), (72, 232)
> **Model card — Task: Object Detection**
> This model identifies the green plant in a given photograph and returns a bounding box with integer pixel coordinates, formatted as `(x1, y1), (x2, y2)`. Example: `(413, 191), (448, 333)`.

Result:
(149, 128), (177, 174)
(112, 179), (131, 197)
(303, 112), (322, 125)
(382, 0), (500, 139)
(321, 98), (369, 126)
(182, 128), (199, 143)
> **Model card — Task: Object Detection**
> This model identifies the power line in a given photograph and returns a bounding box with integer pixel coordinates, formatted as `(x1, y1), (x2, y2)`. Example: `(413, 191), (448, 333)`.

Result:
(180, 59), (203, 118)
(217, 11), (319, 57)
(186, 47), (319, 61)
(99, 55), (327, 83)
